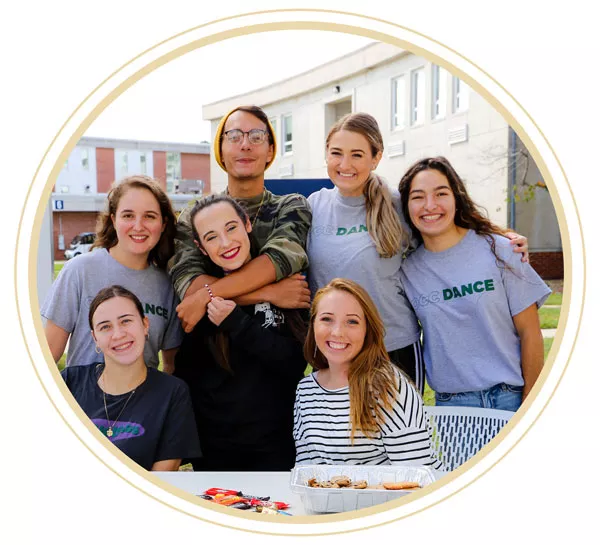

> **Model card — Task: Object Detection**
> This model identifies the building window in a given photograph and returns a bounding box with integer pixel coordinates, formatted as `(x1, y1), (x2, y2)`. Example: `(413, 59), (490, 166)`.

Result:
(269, 117), (278, 145)
(81, 148), (89, 170)
(115, 149), (129, 178)
(282, 114), (293, 154)
(452, 76), (470, 113)
(391, 75), (405, 130)
(140, 152), (147, 175)
(410, 67), (425, 126)
(431, 64), (447, 120)
(166, 152), (181, 193)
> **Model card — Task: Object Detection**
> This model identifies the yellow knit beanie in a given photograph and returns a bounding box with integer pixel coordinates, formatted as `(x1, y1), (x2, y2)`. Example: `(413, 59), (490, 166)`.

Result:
(213, 107), (277, 172)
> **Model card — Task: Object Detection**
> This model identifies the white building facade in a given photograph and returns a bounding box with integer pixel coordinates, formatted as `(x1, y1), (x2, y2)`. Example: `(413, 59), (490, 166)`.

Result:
(203, 42), (561, 277)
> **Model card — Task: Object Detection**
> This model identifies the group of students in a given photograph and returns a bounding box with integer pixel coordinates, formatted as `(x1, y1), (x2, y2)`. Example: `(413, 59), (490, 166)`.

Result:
(42, 105), (550, 472)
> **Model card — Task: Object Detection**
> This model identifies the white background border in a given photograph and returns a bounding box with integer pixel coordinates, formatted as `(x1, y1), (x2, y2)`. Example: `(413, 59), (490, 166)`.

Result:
(3, 1), (597, 543)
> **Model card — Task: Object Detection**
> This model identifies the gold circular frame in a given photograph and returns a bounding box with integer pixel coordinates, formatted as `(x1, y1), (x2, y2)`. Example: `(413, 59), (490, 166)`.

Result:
(15, 8), (583, 536)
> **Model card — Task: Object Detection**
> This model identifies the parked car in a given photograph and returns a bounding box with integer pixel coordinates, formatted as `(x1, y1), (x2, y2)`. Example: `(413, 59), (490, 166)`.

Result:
(64, 232), (96, 260)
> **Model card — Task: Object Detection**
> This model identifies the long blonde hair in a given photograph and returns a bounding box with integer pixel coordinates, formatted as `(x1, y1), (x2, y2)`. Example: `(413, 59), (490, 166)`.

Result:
(304, 278), (398, 442)
(326, 113), (410, 258)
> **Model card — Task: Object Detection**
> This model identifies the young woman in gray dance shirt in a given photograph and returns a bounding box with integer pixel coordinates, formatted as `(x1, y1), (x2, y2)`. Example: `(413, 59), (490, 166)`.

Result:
(398, 157), (550, 411)
(42, 176), (183, 372)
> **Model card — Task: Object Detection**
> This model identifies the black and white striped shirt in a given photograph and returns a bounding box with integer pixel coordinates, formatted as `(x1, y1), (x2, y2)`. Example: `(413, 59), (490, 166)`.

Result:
(293, 368), (441, 468)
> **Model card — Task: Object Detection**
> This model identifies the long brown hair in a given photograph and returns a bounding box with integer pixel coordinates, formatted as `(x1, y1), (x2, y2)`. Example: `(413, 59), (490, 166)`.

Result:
(399, 156), (510, 267)
(326, 113), (410, 258)
(304, 278), (398, 442)
(190, 194), (307, 372)
(93, 175), (177, 269)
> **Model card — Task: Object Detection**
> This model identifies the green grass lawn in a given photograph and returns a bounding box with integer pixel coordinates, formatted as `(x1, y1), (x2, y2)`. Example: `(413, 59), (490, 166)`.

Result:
(545, 292), (563, 306)
(54, 261), (65, 280)
(538, 306), (560, 329)
(544, 337), (554, 359)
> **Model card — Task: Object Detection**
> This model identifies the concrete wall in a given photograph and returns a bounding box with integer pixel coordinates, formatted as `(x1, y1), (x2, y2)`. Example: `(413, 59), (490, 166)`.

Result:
(55, 145), (98, 194)
(114, 148), (154, 181)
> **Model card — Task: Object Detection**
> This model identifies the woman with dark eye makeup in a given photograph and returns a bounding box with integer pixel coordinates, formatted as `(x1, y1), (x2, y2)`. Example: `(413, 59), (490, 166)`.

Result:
(173, 194), (307, 472)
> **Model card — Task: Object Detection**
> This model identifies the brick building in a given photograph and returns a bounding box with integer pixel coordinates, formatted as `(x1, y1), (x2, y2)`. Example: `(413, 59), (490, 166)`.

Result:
(52, 137), (210, 259)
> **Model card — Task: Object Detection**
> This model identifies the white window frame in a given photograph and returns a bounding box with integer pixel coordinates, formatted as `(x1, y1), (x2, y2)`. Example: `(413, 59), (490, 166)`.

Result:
(431, 64), (447, 120)
(410, 67), (425, 127)
(391, 75), (406, 131)
(140, 152), (147, 175)
(81, 147), (90, 170)
(268, 116), (278, 145)
(452, 76), (470, 113)
(282, 114), (293, 155)
(166, 152), (181, 193)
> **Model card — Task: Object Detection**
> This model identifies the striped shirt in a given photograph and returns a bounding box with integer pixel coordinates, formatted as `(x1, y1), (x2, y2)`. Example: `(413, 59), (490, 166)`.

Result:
(293, 368), (441, 468)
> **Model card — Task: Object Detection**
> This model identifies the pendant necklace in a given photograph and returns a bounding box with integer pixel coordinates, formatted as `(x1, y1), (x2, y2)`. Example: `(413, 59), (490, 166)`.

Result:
(101, 373), (136, 438)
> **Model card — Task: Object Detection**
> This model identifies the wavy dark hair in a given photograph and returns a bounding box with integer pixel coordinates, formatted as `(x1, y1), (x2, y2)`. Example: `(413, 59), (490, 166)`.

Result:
(189, 193), (307, 372)
(93, 175), (177, 270)
(398, 156), (510, 268)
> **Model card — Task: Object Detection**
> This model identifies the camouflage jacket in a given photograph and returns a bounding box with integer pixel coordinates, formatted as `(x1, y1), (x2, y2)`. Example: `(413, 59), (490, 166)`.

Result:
(168, 189), (312, 299)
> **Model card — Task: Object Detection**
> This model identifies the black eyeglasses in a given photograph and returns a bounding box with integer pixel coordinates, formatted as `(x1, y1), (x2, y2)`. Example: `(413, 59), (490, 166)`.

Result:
(222, 129), (269, 145)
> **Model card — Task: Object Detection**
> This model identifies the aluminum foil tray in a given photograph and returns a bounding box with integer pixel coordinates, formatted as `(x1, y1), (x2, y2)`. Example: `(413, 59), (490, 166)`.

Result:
(290, 465), (436, 514)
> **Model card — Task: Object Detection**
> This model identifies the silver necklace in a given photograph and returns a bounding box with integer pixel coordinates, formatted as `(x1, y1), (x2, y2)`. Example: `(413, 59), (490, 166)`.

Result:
(101, 373), (136, 438)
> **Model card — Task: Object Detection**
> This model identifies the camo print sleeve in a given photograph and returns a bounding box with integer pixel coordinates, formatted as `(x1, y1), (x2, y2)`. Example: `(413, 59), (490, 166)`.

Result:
(168, 202), (213, 300)
(258, 193), (311, 280)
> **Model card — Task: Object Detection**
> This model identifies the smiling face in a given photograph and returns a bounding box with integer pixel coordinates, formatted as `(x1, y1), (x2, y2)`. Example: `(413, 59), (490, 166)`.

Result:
(111, 187), (165, 260)
(326, 130), (382, 197)
(193, 201), (252, 273)
(91, 296), (149, 367)
(407, 168), (458, 245)
(313, 289), (367, 368)
(221, 110), (274, 185)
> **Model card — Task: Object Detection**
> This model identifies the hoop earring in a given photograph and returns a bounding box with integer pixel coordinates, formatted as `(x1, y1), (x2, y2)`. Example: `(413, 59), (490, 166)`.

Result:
(95, 345), (102, 354)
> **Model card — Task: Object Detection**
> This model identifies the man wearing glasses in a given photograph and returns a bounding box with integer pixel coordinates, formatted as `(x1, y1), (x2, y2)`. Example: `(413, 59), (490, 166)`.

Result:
(170, 105), (312, 333)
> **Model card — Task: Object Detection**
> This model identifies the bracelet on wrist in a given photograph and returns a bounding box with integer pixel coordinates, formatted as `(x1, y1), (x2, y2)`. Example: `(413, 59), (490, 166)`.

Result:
(204, 284), (214, 301)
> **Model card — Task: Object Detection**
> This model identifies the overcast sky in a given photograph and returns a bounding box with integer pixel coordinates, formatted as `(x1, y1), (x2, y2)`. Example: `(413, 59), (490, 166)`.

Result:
(86, 30), (375, 144)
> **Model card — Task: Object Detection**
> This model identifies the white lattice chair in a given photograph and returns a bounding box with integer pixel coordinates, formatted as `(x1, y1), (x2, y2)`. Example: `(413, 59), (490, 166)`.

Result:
(423, 406), (515, 472)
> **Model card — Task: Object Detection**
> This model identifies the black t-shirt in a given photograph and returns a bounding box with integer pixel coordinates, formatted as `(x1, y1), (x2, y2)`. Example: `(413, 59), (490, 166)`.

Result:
(62, 364), (202, 471)
(174, 303), (307, 471)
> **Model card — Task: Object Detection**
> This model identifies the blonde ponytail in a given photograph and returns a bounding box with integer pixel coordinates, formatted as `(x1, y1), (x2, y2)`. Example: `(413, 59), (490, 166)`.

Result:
(364, 173), (411, 258)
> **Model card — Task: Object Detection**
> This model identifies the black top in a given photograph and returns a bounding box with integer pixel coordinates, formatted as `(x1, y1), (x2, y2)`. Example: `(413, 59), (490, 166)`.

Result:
(62, 364), (202, 471)
(173, 303), (307, 471)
